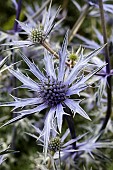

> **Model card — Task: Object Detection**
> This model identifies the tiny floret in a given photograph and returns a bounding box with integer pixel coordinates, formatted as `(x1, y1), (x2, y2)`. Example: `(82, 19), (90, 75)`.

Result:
(39, 77), (68, 107)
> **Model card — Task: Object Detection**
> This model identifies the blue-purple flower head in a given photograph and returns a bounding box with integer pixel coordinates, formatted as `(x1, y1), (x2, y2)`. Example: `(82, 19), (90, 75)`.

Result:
(0, 31), (105, 155)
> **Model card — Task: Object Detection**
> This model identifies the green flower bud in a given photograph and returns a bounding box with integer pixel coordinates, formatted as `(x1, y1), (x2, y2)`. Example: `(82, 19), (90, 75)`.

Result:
(48, 137), (61, 152)
(30, 28), (45, 44)
(69, 53), (78, 61)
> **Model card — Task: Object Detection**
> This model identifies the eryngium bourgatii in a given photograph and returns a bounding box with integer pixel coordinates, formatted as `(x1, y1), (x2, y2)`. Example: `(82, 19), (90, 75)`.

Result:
(0, 32), (105, 155)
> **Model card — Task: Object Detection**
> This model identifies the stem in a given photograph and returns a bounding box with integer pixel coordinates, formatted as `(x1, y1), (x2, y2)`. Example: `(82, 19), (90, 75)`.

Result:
(98, 0), (112, 131)
(47, 158), (51, 169)
(65, 115), (76, 149)
(69, 4), (89, 42)
(62, 0), (69, 17)
(13, 0), (22, 32)
(62, 0), (69, 10)
(64, 106), (76, 150)
(47, 151), (57, 170)
(59, 150), (61, 170)
(10, 125), (17, 149)
(41, 41), (70, 67)
(25, 0), (51, 23)
(41, 41), (59, 59)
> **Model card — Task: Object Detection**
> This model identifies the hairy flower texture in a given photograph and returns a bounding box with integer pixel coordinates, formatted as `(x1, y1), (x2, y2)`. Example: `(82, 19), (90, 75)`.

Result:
(0, 32), (106, 155)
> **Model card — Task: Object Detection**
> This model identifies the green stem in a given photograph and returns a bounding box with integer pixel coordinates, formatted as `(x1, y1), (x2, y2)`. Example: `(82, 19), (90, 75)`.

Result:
(69, 4), (89, 42)
(41, 41), (70, 67)
(41, 41), (59, 59)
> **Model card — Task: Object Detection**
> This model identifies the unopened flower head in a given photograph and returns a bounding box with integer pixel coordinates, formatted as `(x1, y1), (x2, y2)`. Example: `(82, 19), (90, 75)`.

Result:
(69, 53), (78, 61)
(30, 26), (45, 44)
(48, 137), (61, 152)
(2, 4), (62, 48)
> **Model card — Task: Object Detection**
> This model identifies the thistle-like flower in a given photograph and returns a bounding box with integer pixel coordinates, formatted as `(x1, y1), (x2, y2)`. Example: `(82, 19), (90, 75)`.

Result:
(1, 2), (61, 48)
(0, 32), (105, 155)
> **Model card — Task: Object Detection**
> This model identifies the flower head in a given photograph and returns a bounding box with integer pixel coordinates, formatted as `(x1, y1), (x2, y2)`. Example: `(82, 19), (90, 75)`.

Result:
(0, 31), (105, 155)
(2, 3), (61, 48)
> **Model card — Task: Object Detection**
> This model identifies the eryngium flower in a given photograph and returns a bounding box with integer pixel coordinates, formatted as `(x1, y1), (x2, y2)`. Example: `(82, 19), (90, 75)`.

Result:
(1, 3), (61, 48)
(0, 32), (105, 155)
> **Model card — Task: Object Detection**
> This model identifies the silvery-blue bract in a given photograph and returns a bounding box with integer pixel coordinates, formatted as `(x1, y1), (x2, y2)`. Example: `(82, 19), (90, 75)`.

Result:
(1, 2), (62, 48)
(0, 32), (105, 155)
